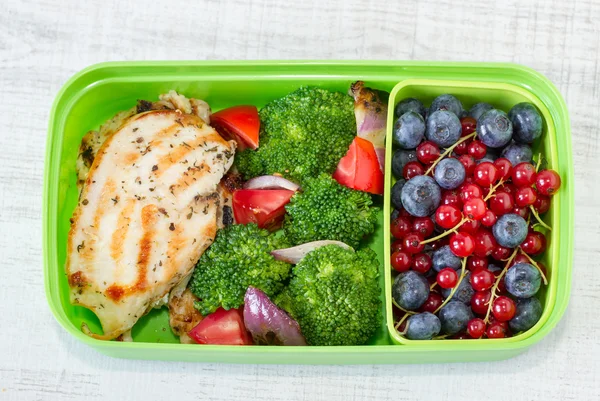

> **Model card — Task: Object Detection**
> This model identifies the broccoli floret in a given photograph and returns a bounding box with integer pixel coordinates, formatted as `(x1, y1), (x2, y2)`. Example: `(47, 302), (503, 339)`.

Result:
(189, 224), (291, 316)
(235, 86), (356, 184)
(283, 174), (379, 248)
(277, 245), (381, 346)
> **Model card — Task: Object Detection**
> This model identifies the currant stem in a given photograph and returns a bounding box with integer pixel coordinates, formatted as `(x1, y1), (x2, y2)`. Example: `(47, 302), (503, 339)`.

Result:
(529, 205), (552, 231)
(420, 218), (469, 245)
(483, 178), (505, 202)
(430, 282), (438, 290)
(394, 313), (410, 332)
(518, 249), (549, 285)
(484, 247), (520, 323)
(535, 153), (543, 172)
(392, 298), (417, 316)
(425, 132), (477, 176)
(433, 257), (467, 314)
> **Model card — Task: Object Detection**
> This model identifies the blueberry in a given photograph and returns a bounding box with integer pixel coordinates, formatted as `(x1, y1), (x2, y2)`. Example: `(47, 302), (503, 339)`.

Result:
(392, 149), (417, 178)
(509, 297), (543, 332)
(391, 179), (406, 210)
(405, 312), (441, 340)
(469, 102), (493, 121)
(400, 175), (441, 217)
(439, 301), (474, 335)
(441, 272), (474, 304)
(395, 98), (427, 119)
(476, 109), (513, 148)
(432, 245), (462, 272)
(501, 142), (533, 166)
(429, 94), (463, 116)
(504, 263), (542, 298)
(509, 103), (543, 144)
(434, 158), (466, 189)
(391, 209), (401, 221)
(426, 110), (462, 147)
(392, 271), (430, 311)
(393, 112), (426, 149)
(492, 213), (528, 248)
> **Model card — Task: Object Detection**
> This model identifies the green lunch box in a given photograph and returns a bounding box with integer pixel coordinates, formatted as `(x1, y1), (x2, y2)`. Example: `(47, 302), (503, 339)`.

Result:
(44, 61), (573, 364)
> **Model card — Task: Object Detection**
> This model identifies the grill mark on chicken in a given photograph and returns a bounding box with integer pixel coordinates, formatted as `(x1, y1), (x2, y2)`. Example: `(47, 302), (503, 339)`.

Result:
(152, 132), (226, 178)
(105, 204), (157, 301)
(169, 163), (211, 197)
(110, 199), (136, 265)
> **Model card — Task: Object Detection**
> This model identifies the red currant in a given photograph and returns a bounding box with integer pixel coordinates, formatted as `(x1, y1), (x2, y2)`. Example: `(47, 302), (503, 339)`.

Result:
(491, 245), (511, 261)
(486, 322), (507, 338)
(471, 291), (491, 315)
(515, 186), (538, 207)
(489, 191), (514, 216)
(441, 189), (462, 208)
(492, 296), (516, 321)
(390, 216), (412, 239)
(454, 140), (468, 155)
(467, 318), (486, 339)
(474, 162), (499, 187)
(391, 239), (404, 253)
(534, 195), (551, 214)
(535, 169), (562, 195)
(449, 231), (475, 257)
(481, 210), (497, 227)
(458, 154), (476, 176)
(512, 206), (530, 219)
(461, 218), (481, 234)
(419, 292), (443, 313)
(467, 256), (489, 272)
(403, 233), (425, 254)
(468, 140), (487, 159)
(473, 229), (498, 257)
(437, 267), (459, 289)
(416, 141), (440, 164)
(459, 183), (483, 203)
(412, 252), (433, 274)
(413, 217), (435, 238)
(403, 161), (425, 180)
(463, 198), (487, 220)
(493, 157), (512, 181)
(430, 238), (447, 251)
(500, 183), (517, 195)
(435, 205), (463, 229)
(461, 116), (477, 135)
(470, 269), (495, 291)
(512, 162), (536, 187)
(391, 251), (412, 272)
(521, 231), (546, 255)
(511, 254), (530, 266)
(537, 261), (548, 278)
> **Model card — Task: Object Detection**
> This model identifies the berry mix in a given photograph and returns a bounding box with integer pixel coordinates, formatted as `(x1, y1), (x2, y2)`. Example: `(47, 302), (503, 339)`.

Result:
(389, 95), (561, 340)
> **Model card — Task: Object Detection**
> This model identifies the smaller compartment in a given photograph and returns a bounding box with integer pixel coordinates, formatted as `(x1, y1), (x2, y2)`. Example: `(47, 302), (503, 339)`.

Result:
(384, 79), (563, 346)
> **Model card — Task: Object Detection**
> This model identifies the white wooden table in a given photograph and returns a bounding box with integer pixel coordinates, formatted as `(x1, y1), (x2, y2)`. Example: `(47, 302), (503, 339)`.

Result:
(1, 0), (598, 399)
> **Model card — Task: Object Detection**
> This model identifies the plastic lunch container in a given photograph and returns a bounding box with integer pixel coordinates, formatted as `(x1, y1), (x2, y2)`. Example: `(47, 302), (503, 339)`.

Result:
(44, 61), (573, 364)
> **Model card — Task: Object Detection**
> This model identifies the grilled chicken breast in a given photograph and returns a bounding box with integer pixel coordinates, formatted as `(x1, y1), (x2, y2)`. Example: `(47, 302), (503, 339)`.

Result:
(67, 108), (236, 340)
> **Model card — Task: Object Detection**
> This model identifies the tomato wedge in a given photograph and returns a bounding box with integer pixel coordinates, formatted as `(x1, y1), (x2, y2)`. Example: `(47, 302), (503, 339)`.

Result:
(210, 105), (260, 150)
(232, 189), (295, 230)
(188, 307), (253, 345)
(333, 137), (384, 195)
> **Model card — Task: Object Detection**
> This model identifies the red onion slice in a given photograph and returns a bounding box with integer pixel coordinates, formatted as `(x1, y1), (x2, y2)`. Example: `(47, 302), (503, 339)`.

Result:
(243, 175), (300, 191)
(243, 287), (307, 346)
(271, 240), (353, 264)
(375, 147), (386, 174)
